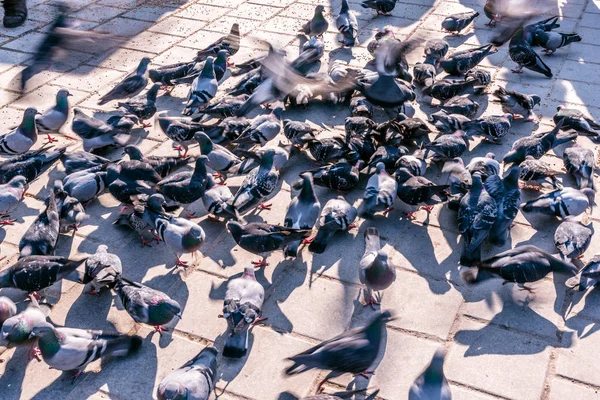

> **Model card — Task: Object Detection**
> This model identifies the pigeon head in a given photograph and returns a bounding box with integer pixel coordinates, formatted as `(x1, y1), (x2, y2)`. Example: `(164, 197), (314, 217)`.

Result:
(148, 69), (160, 83)
(425, 349), (446, 379)
(271, 106), (284, 120)
(242, 266), (257, 279)
(1, 315), (32, 342)
(315, 5), (326, 14)
(23, 108), (41, 128)
(158, 381), (186, 400)
(56, 89), (72, 102)
(96, 244), (109, 253)
(148, 194), (167, 211)
(137, 57), (151, 73)
(226, 221), (244, 240)
(504, 113), (514, 123)
(485, 152), (496, 160)
(123, 145), (143, 160)
(194, 132), (213, 154)
(154, 298), (182, 321)
(216, 49), (229, 64)
(8, 175), (28, 192)
(531, 95), (542, 106)
(29, 321), (56, 339)
(582, 188), (596, 205)
(505, 166), (520, 185)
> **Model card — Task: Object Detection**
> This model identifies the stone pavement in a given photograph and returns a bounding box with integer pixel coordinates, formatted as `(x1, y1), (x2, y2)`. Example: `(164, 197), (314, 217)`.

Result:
(0, 0), (600, 398)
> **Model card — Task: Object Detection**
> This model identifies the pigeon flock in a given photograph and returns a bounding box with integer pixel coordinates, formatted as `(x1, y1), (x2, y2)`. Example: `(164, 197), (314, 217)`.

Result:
(0, 0), (597, 399)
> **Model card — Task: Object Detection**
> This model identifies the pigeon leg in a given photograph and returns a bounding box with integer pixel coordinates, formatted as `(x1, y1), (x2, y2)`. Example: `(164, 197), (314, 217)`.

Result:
(207, 214), (221, 222)
(404, 211), (417, 220)
(62, 370), (82, 383)
(252, 316), (268, 326)
(257, 203), (272, 210)
(511, 65), (524, 74)
(226, 57), (235, 67)
(251, 258), (269, 267)
(154, 325), (167, 334)
(86, 289), (101, 296)
(140, 121), (152, 128)
(175, 256), (188, 267)
(154, 233), (162, 242)
(383, 207), (394, 216)
(301, 237), (314, 244)
(354, 370), (376, 379)
(28, 345), (42, 362)
(348, 223), (357, 229)
(316, 376), (330, 392)
(419, 205), (434, 213)
(517, 284), (535, 294)
(30, 292), (42, 301)
(45, 134), (58, 143)
(544, 50), (554, 56)
(183, 209), (195, 218)
(363, 295), (380, 310)
(0, 218), (16, 225)
(140, 237), (153, 247)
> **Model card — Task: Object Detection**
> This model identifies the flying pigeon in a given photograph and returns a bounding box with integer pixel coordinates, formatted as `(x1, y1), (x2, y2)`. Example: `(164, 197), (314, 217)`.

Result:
(82, 244), (122, 295)
(156, 347), (218, 400)
(0, 108), (40, 155)
(360, 227), (396, 308)
(409, 349), (452, 400)
(36, 89), (72, 142)
(98, 57), (151, 105)
(309, 196), (357, 254)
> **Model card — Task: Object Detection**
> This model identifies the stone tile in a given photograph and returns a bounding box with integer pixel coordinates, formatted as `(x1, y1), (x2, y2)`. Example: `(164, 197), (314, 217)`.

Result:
(197, 0), (247, 6)
(585, 0), (600, 13)
(0, 65), (61, 93)
(549, 378), (600, 400)
(262, 16), (306, 34)
(451, 386), (498, 400)
(229, 3), (281, 21)
(0, 18), (46, 38)
(148, 16), (206, 37)
(178, 29), (229, 49)
(552, 79), (600, 109)
(447, 319), (552, 399)
(10, 85), (89, 110)
(559, 60), (600, 85)
(89, 48), (156, 72)
(175, 4), (229, 21)
(151, 45), (197, 66)
(125, 31), (182, 54)
(2, 32), (48, 54)
(97, 0), (144, 8)
(73, 5), (125, 23)
(556, 316), (600, 387)
(248, 0), (296, 6)
(93, 17), (155, 36)
(52, 65), (125, 93)
(0, 48), (31, 74)
(567, 43), (600, 65)
(203, 15), (262, 35)
(123, 5), (177, 21)
(28, 4), (62, 23)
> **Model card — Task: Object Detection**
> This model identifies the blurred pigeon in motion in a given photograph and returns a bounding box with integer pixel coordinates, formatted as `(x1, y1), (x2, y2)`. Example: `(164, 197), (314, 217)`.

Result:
(439, 44), (497, 76)
(521, 187), (594, 218)
(460, 245), (577, 289)
(1, 295), (47, 361)
(30, 321), (142, 381)
(0, 255), (86, 297)
(484, 0), (504, 26)
(53, 180), (88, 232)
(0, 146), (65, 184)
(36, 89), (72, 142)
(19, 190), (60, 258)
(98, 57), (151, 105)
(301, 5), (329, 37)
(157, 156), (212, 208)
(285, 311), (392, 390)
(123, 145), (192, 178)
(361, 0), (397, 16)
(183, 57), (219, 116)
(486, 167), (521, 246)
(113, 275), (181, 333)
(442, 11), (479, 34)
(117, 83), (161, 127)
(309, 196), (357, 254)
(409, 349), (451, 400)
(336, 0), (358, 46)
(553, 105), (600, 136)
(363, 163), (398, 218)
(518, 156), (563, 189)
(222, 267), (266, 358)
(195, 23), (240, 62)
(360, 227), (396, 308)
(534, 29), (581, 55)
(60, 150), (111, 175)
(284, 172), (321, 258)
(563, 145), (595, 189)
(0, 175), (28, 225)
(157, 347), (218, 400)
(493, 86), (541, 122)
(503, 119), (575, 165)
(227, 221), (310, 267)
(82, 244), (122, 295)
(566, 254), (600, 291)
(0, 108), (40, 155)
(458, 174), (497, 266)
(554, 219), (592, 261)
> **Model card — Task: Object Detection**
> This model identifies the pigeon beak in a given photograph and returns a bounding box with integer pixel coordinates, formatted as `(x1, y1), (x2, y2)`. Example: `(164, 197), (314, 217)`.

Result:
(35, 112), (42, 115)
(67, 94), (73, 97)
(2, 332), (8, 339)
(28, 332), (36, 339)
(176, 312), (183, 320)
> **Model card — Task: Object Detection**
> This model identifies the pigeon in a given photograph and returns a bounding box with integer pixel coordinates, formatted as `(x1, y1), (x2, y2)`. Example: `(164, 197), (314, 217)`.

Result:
(534, 29), (581, 55)
(463, 114), (513, 143)
(63, 164), (107, 204)
(193, 94), (248, 121)
(554, 219), (592, 261)
(30, 321), (142, 381)
(460, 245), (577, 288)
(227, 221), (310, 266)
(483, 0), (503, 26)
(336, 0), (358, 46)
(98, 57), (151, 105)
(183, 57), (219, 116)
(227, 149), (279, 214)
(36, 89), (72, 141)
(53, 180), (88, 232)
(363, 144), (405, 174)
(148, 61), (195, 88)
(350, 96), (374, 118)
(201, 182), (236, 220)
(156, 113), (212, 157)
(1, 295), (46, 361)
(395, 168), (449, 217)
(0, 256), (86, 296)
(117, 83), (161, 126)
(509, 29), (552, 77)
(71, 108), (129, 153)
(521, 187), (595, 218)
(113, 206), (156, 247)
(442, 11), (479, 34)
(195, 23), (240, 62)
(228, 69), (263, 96)
(0, 175), (28, 223)
(174, 50), (229, 85)
(439, 95), (479, 117)
(111, 158), (161, 184)
(157, 156), (212, 207)
(156, 347), (218, 400)
(486, 167), (521, 246)
(301, 389), (377, 400)
(284, 119), (317, 146)
(493, 86), (541, 121)
(425, 131), (470, 160)
(284, 172), (321, 258)
(443, 158), (473, 195)
(0, 296), (16, 328)
(233, 107), (283, 146)
(19, 190), (60, 258)
(424, 38), (449, 60)
(301, 5), (329, 37)
(518, 156), (563, 189)
(413, 58), (438, 87)
(458, 174), (497, 266)
(195, 133), (240, 181)
(361, 0), (397, 16)
(304, 159), (362, 193)
(553, 105), (600, 136)
(123, 145), (192, 178)
(105, 165), (155, 206)
(439, 44), (497, 76)
(222, 267), (265, 358)
(429, 110), (470, 133)
(466, 153), (501, 181)
(0, 108), (40, 155)
(396, 151), (427, 178)
(566, 254), (600, 291)
(563, 145), (595, 189)
(503, 119), (575, 165)
(360, 227), (396, 307)
(113, 276), (181, 333)
(61, 151), (111, 175)
(0, 146), (65, 184)
(309, 196), (357, 254)
(82, 244), (122, 295)
(143, 194), (206, 266)
(409, 349), (451, 400)
(422, 77), (482, 103)
(363, 163), (398, 218)
(285, 311), (392, 390)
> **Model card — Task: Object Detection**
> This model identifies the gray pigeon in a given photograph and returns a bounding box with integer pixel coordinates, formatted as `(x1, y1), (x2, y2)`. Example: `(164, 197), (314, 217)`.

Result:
(458, 174), (497, 266)
(233, 107), (283, 146)
(0, 146), (65, 184)
(463, 114), (513, 143)
(195, 132), (242, 183)
(360, 227), (396, 308)
(0, 175), (28, 224)
(486, 167), (521, 246)
(53, 180), (88, 232)
(222, 267), (265, 358)
(156, 347), (218, 400)
(425, 131), (470, 161)
(82, 244), (122, 295)
(284, 172), (321, 258)
(566, 254), (600, 291)
(361, 0), (397, 15)
(123, 145), (192, 178)
(466, 153), (500, 181)
(509, 29), (553, 78)
(30, 321), (142, 381)
(61, 150), (111, 174)
(336, 0), (358, 47)
(518, 156), (563, 189)
(521, 187), (594, 218)
(554, 219), (592, 261)
(424, 38), (449, 60)
(0, 108), (40, 155)
(503, 119), (575, 165)
(183, 57), (218, 116)
(493, 86), (541, 121)
(553, 106), (600, 136)
(409, 349), (452, 400)
(98, 57), (151, 105)
(309, 196), (357, 254)
(429, 110), (470, 134)
(1, 295), (46, 361)
(301, 5), (329, 37)
(113, 275), (181, 333)
(201, 181), (236, 220)
(19, 190), (60, 258)
(156, 113), (212, 157)
(63, 164), (107, 204)
(157, 156), (212, 207)
(285, 311), (392, 391)
(563, 145), (595, 189)
(534, 29), (581, 55)
(442, 11), (479, 34)
(363, 163), (398, 218)
(117, 83), (161, 126)
(439, 95), (479, 117)
(439, 44), (497, 76)
(36, 89), (72, 141)
(113, 206), (156, 247)
(71, 108), (131, 153)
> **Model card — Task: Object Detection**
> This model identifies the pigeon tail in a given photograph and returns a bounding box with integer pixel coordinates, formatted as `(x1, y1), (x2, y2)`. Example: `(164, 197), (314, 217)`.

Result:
(223, 330), (248, 358)
(308, 229), (335, 254)
(364, 227), (381, 253)
(104, 334), (143, 357)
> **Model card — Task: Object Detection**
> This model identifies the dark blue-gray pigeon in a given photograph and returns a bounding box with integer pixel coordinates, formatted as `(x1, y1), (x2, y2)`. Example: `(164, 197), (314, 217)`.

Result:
(309, 196), (357, 254)
(98, 57), (151, 105)
(409, 349), (451, 400)
(157, 347), (218, 400)
(360, 227), (396, 308)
